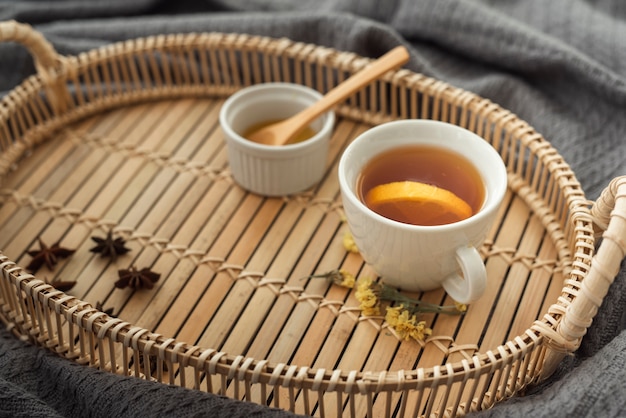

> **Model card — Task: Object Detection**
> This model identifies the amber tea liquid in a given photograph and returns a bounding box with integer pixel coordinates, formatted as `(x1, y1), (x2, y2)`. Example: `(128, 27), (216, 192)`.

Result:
(357, 145), (485, 226)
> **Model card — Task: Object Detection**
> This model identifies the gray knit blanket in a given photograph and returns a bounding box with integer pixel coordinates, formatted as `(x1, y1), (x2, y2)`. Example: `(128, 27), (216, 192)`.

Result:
(0, 1), (624, 417)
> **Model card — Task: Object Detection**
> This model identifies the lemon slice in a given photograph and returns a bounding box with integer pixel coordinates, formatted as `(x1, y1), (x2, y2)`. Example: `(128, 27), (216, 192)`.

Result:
(364, 181), (472, 226)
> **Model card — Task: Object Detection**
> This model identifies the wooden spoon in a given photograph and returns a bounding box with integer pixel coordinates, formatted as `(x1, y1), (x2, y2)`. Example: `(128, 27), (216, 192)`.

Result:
(247, 46), (410, 146)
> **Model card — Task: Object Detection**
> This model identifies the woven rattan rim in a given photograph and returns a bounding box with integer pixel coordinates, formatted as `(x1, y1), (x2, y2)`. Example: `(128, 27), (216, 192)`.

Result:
(0, 20), (624, 417)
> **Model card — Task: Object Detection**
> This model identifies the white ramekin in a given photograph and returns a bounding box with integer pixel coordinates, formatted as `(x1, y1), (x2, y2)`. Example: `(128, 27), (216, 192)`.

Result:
(219, 82), (335, 196)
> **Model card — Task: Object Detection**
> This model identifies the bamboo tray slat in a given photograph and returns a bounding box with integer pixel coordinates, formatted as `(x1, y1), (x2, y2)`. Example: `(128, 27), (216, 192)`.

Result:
(0, 20), (624, 418)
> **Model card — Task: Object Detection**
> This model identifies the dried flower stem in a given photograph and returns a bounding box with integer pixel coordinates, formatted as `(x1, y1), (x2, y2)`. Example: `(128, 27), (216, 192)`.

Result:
(304, 269), (355, 288)
(306, 269), (467, 342)
(378, 286), (466, 316)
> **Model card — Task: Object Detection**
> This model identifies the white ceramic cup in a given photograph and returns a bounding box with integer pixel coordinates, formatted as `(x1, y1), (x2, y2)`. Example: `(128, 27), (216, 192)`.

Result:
(338, 120), (507, 303)
(219, 82), (335, 196)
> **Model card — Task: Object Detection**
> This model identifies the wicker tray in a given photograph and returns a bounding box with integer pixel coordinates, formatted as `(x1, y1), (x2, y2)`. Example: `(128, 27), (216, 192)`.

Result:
(0, 20), (624, 418)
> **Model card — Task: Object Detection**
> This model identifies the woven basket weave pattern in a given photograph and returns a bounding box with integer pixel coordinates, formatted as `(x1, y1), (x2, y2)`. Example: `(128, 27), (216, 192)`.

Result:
(0, 20), (624, 418)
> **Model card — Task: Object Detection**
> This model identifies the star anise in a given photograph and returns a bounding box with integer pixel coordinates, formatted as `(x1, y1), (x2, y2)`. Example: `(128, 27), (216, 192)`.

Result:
(44, 277), (77, 292)
(90, 230), (131, 260)
(26, 238), (75, 273)
(115, 266), (160, 290)
(95, 301), (117, 318)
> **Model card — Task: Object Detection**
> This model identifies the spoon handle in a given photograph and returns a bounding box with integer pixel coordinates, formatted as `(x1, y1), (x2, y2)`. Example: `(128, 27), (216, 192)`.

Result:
(282, 46), (410, 142)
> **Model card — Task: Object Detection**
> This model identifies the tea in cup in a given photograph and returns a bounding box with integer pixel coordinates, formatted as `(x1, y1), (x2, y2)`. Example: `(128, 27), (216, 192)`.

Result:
(338, 120), (507, 303)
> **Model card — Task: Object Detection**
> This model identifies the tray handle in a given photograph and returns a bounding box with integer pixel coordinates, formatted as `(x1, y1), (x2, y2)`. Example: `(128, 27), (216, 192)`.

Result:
(540, 176), (626, 378)
(0, 20), (68, 113)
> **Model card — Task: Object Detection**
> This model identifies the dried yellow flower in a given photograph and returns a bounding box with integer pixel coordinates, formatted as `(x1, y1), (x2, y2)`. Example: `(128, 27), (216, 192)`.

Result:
(411, 320), (432, 341)
(385, 305), (432, 342)
(454, 301), (468, 313)
(338, 270), (356, 288)
(355, 277), (380, 316)
(384, 305), (404, 326)
(342, 231), (359, 253)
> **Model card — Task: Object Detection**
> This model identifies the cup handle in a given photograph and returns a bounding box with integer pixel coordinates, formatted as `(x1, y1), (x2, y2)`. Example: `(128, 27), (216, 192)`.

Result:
(441, 245), (487, 304)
